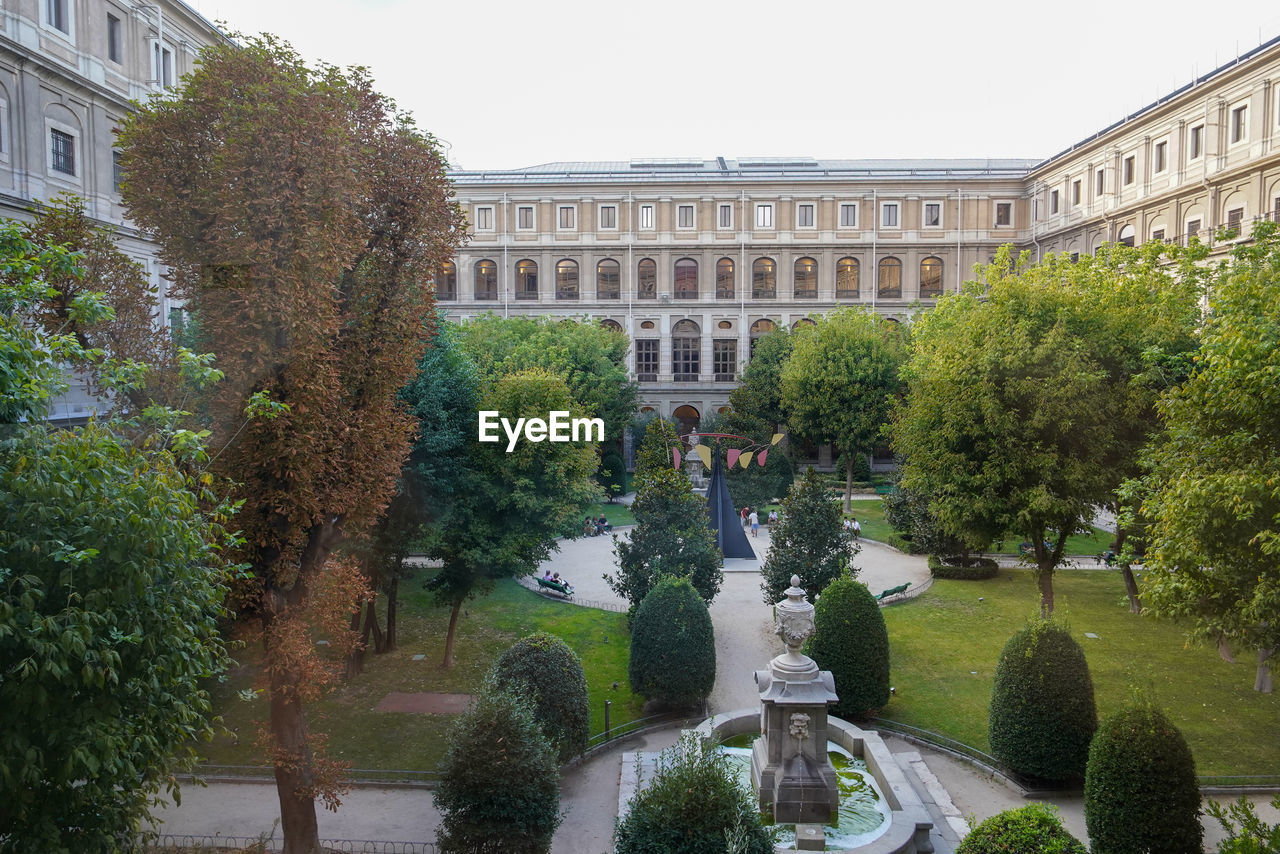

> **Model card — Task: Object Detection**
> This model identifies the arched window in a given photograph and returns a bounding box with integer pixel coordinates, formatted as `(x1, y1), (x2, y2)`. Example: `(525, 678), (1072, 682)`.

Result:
(836, 257), (859, 299)
(749, 318), (776, 360)
(556, 259), (579, 300)
(600, 319), (623, 333)
(793, 257), (817, 298)
(1117, 224), (1135, 247)
(516, 259), (538, 299)
(792, 318), (816, 331)
(637, 258), (657, 299)
(674, 258), (698, 299)
(474, 260), (497, 300)
(877, 257), (902, 299)
(919, 257), (943, 298)
(672, 319), (700, 381)
(716, 258), (735, 299)
(752, 258), (776, 298)
(436, 261), (457, 300)
(597, 259), (620, 299)
(672, 404), (700, 436)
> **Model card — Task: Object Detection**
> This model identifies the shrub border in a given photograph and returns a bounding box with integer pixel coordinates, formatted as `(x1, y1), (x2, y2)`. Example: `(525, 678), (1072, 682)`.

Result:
(928, 554), (999, 580)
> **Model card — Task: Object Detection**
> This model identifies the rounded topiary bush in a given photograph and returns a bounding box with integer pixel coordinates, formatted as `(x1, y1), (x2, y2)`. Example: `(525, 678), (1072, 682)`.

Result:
(956, 803), (1086, 854)
(807, 571), (889, 719)
(988, 618), (1097, 783)
(434, 688), (561, 854)
(1084, 701), (1202, 854)
(628, 576), (715, 709)
(489, 632), (589, 762)
(614, 734), (773, 854)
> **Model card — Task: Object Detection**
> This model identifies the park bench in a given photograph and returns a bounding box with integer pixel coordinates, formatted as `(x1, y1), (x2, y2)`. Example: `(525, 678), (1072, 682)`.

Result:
(877, 583), (910, 601)
(536, 577), (573, 598)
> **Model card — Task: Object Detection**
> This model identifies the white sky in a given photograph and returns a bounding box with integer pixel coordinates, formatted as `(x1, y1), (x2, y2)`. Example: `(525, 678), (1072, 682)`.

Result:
(189, 0), (1280, 171)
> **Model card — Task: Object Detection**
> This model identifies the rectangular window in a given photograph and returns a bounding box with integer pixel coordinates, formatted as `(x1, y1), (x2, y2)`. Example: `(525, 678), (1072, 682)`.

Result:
(755, 203), (774, 229)
(713, 340), (737, 382)
(639, 204), (654, 230)
(1189, 124), (1203, 159)
(1227, 207), (1244, 235)
(1274, 196), (1280, 223)
(112, 150), (122, 192)
(107, 14), (121, 62)
(677, 204), (695, 229)
(672, 336), (699, 381)
(1050, 190), (1059, 214)
(718, 203), (733, 229)
(1096, 168), (1105, 196)
(599, 205), (617, 229)
(1186, 219), (1201, 242)
(1072, 180), (1081, 206)
(635, 339), (658, 382)
(881, 202), (899, 228)
(1123, 156), (1135, 185)
(995, 202), (1012, 226)
(1231, 104), (1248, 143)
(1154, 141), (1167, 173)
(517, 206), (534, 229)
(796, 203), (814, 228)
(839, 203), (858, 228)
(1151, 228), (1165, 242)
(46, 0), (68, 33)
(152, 41), (175, 89)
(558, 205), (576, 230)
(50, 128), (75, 175)
(474, 206), (494, 231)
(923, 202), (941, 227)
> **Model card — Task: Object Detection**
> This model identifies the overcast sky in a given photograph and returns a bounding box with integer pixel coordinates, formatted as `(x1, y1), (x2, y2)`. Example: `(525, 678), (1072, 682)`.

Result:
(188, 0), (1280, 171)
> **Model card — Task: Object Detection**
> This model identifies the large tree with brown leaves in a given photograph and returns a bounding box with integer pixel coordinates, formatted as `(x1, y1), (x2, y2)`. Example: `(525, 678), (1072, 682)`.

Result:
(118, 36), (463, 852)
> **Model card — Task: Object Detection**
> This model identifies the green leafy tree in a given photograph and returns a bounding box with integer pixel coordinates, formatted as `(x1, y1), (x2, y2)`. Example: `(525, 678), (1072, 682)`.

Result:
(633, 415), (681, 490)
(1135, 222), (1280, 692)
(806, 573), (889, 719)
(0, 221), (234, 851)
(614, 733), (772, 854)
(1084, 700), (1202, 854)
(428, 369), (600, 667)
(988, 619), (1097, 783)
(882, 482), (975, 559)
(956, 804), (1086, 854)
(608, 466), (723, 609)
(1206, 795), (1280, 853)
(628, 577), (716, 708)
(781, 308), (909, 512)
(725, 326), (793, 438)
(489, 632), (590, 763)
(761, 468), (857, 604)
(895, 242), (1202, 615)
(434, 687), (562, 854)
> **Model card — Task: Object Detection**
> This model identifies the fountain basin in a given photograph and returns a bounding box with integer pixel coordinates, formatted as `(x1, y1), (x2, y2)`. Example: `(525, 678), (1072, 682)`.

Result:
(689, 709), (934, 853)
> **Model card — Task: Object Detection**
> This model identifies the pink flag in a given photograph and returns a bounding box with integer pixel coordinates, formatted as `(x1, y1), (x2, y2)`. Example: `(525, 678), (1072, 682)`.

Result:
(757, 448), (768, 466)
(727, 449), (741, 468)
(672, 448), (681, 469)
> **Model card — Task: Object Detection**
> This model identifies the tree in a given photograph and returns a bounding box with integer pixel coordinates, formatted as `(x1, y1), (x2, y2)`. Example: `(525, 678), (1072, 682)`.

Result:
(760, 468), (857, 604)
(614, 733), (772, 854)
(118, 36), (464, 851)
(955, 804), (1086, 854)
(489, 632), (590, 763)
(1206, 795), (1280, 853)
(806, 573), (889, 719)
(882, 481), (978, 559)
(780, 308), (909, 512)
(1084, 700), (1202, 854)
(608, 466), (723, 610)
(633, 415), (681, 490)
(725, 326), (793, 438)
(434, 687), (562, 854)
(988, 618), (1097, 783)
(894, 243), (1202, 615)
(428, 368), (600, 667)
(1135, 223), (1280, 692)
(0, 221), (233, 851)
(628, 577), (716, 709)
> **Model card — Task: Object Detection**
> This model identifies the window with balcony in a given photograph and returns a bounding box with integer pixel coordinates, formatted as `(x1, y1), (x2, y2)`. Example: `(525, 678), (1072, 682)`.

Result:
(793, 257), (817, 298)
(839, 202), (858, 228)
(716, 258), (735, 299)
(752, 258), (776, 298)
(713, 339), (737, 382)
(1226, 207), (1244, 236)
(1151, 228), (1165, 243)
(672, 320), (700, 381)
(516, 259), (538, 299)
(674, 258), (698, 299)
(435, 261), (457, 300)
(474, 260), (497, 299)
(597, 259), (620, 299)
(635, 339), (658, 382)
(556, 259), (579, 299)
(637, 258), (656, 299)
(919, 257), (943, 298)
(877, 257), (902, 299)
(836, 257), (859, 299)
(1186, 219), (1201, 243)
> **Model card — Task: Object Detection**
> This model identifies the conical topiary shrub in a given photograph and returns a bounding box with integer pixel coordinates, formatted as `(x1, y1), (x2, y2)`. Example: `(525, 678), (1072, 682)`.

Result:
(1084, 700), (1202, 854)
(806, 571), (889, 719)
(988, 618), (1097, 782)
(489, 632), (589, 762)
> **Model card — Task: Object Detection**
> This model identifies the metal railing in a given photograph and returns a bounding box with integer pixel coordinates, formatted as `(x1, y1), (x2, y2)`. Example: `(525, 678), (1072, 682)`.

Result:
(150, 835), (436, 853)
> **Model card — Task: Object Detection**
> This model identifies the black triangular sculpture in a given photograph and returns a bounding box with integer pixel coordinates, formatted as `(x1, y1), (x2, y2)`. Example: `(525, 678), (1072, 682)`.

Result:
(705, 448), (756, 560)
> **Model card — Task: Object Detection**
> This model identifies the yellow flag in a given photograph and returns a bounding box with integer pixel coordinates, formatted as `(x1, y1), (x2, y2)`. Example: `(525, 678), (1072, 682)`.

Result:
(695, 444), (712, 468)
(771, 433), (784, 446)
(739, 451), (753, 468)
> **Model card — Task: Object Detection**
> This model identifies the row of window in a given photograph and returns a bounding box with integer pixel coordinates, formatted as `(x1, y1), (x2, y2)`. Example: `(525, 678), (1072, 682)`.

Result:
(474, 200), (1015, 233)
(435, 256), (946, 301)
(625, 318), (815, 382)
(42, 0), (177, 88)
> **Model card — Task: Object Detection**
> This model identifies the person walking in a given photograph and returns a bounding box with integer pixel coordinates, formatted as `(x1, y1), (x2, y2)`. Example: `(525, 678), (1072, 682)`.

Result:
(749, 508), (760, 538)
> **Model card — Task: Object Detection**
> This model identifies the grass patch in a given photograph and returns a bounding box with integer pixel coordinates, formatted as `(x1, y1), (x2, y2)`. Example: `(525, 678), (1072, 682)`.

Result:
(587, 501), (634, 527)
(843, 499), (893, 545)
(202, 572), (642, 773)
(880, 569), (1280, 776)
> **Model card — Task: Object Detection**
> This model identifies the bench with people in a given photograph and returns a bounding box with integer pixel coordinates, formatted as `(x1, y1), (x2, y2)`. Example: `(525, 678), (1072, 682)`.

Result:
(583, 514), (611, 537)
(537, 571), (574, 598)
(877, 583), (910, 601)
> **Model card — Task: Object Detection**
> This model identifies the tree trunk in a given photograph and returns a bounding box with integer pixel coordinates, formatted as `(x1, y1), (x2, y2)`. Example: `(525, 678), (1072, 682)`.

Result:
(1120, 566), (1142, 614)
(1256, 647), (1274, 694)
(843, 455), (854, 514)
(1218, 634), (1237, 663)
(1037, 568), (1055, 617)
(345, 609), (363, 679)
(363, 599), (384, 655)
(383, 575), (398, 652)
(442, 598), (463, 668)
(270, 657), (321, 854)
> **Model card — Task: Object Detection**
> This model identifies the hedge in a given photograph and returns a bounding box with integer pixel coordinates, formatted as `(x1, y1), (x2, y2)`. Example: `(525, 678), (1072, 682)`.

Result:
(489, 632), (590, 763)
(956, 803), (1086, 854)
(807, 572), (889, 719)
(628, 576), (716, 709)
(928, 554), (999, 580)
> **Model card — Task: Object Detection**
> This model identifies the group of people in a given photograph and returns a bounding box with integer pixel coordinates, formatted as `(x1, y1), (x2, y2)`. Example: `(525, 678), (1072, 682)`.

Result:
(738, 506), (780, 538)
(842, 516), (862, 538)
(541, 570), (574, 594)
(583, 514), (611, 537)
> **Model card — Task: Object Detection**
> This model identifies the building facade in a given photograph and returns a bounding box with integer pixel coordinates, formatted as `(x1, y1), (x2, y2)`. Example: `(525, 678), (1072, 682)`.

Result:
(448, 35), (1280, 431)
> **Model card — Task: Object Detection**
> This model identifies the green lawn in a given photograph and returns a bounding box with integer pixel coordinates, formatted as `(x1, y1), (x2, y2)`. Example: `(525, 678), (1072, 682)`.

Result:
(201, 572), (642, 773)
(880, 569), (1280, 777)
(588, 501), (635, 527)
